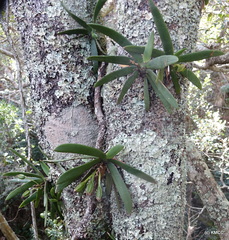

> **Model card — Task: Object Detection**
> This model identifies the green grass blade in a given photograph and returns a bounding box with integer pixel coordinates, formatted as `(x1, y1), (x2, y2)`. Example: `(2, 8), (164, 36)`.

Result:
(148, 0), (173, 54)
(56, 158), (100, 192)
(170, 67), (181, 94)
(107, 163), (132, 214)
(58, 29), (89, 35)
(19, 191), (37, 208)
(144, 78), (150, 111)
(94, 66), (135, 87)
(61, 2), (91, 31)
(180, 68), (202, 89)
(6, 179), (43, 201)
(54, 143), (106, 159)
(146, 55), (178, 69)
(106, 145), (124, 159)
(117, 71), (139, 104)
(88, 23), (132, 47)
(147, 69), (178, 113)
(88, 55), (133, 65)
(178, 50), (224, 62)
(93, 0), (107, 22)
(143, 31), (154, 62)
(109, 159), (157, 184)
(3, 172), (43, 179)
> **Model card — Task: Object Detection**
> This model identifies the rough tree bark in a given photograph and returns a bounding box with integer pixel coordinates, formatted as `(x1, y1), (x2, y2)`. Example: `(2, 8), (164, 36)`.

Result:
(10, 0), (209, 239)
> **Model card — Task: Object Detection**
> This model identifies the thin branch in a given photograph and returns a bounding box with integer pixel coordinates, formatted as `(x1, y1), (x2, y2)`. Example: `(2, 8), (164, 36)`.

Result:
(0, 47), (15, 58)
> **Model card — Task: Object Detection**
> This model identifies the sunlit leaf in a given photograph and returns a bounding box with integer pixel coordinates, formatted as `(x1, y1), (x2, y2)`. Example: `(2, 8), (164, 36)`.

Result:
(146, 55), (178, 69)
(58, 29), (89, 35)
(144, 78), (150, 111)
(106, 145), (124, 159)
(148, 0), (173, 54)
(93, 0), (107, 22)
(56, 158), (100, 192)
(96, 171), (102, 201)
(109, 159), (157, 184)
(94, 66), (135, 87)
(180, 68), (202, 89)
(117, 71), (139, 104)
(178, 50), (224, 63)
(88, 23), (132, 47)
(5, 179), (43, 201)
(40, 161), (50, 176)
(54, 143), (106, 159)
(107, 163), (132, 214)
(88, 55), (133, 65)
(143, 31), (154, 62)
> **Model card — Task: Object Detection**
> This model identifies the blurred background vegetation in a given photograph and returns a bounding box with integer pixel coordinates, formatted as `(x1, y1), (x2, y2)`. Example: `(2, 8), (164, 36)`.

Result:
(0, 0), (228, 239)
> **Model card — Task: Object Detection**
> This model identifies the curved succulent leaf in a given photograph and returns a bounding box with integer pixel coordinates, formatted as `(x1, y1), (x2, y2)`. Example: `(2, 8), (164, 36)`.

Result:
(180, 68), (202, 89)
(54, 143), (106, 159)
(105, 172), (113, 195)
(147, 69), (178, 113)
(107, 163), (132, 214)
(6, 179), (43, 201)
(109, 159), (157, 184)
(3, 172), (43, 179)
(144, 78), (150, 111)
(143, 31), (154, 62)
(56, 158), (100, 192)
(124, 45), (145, 54)
(174, 48), (187, 56)
(19, 191), (38, 208)
(178, 50), (224, 63)
(106, 145), (124, 159)
(117, 71), (139, 104)
(58, 29), (89, 35)
(88, 23), (132, 47)
(148, 0), (173, 54)
(93, 0), (107, 22)
(94, 66), (135, 87)
(146, 55), (178, 69)
(88, 55), (133, 65)
(151, 49), (165, 58)
(61, 2), (91, 32)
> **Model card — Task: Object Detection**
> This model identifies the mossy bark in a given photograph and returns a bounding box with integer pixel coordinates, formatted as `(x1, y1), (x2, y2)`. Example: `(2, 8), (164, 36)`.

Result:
(11, 0), (202, 239)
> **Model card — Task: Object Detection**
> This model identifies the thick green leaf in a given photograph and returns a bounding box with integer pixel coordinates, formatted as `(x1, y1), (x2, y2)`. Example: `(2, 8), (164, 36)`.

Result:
(146, 55), (178, 69)
(107, 163), (132, 214)
(10, 149), (43, 176)
(151, 49), (165, 58)
(109, 159), (157, 184)
(144, 78), (150, 111)
(105, 172), (113, 196)
(35, 188), (43, 208)
(147, 69), (178, 113)
(156, 68), (164, 82)
(61, 2), (91, 32)
(178, 50), (224, 63)
(85, 173), (95, 195)
(19, 191), (37, 208)
(96, 171), (102, 201)
(88, 55), (133, 65)
(106, 145), (124, 159)
(58, 29), (89, 35)
(88, 23), (132, 47)
(94, 66), (135, 87)
(117, 71), (139, 104)
(180, 68), (202, 89)
(170, 67), (181, 94)
(148, 0), (173, 54)
(3, 172), (43, 179)
(93, 0), (107, 22)
(124, 45), (145, 54)
(54, 143), (106, 159)
(40, 162), (50, 176)
(56, 158), (100, 192)
(174, 48), (187, 56)
(143, 31), (154, 62)
(91, 39), (99, 74)
(5, 179), (43, 201)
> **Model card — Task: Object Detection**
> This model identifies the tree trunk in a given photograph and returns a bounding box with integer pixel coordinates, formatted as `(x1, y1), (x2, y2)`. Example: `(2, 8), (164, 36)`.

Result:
(11, 0), (202, 239)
